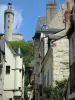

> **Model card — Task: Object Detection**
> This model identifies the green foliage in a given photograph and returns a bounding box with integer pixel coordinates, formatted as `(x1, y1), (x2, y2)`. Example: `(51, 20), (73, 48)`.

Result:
(44, 79), (67, 100)
(24, 85), (28, 100)
(9, 40), (33, 67)
(44, 86), (53, 99)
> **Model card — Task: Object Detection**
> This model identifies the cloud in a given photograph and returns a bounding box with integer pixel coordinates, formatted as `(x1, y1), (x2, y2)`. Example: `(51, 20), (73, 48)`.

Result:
(0, 4), (23, 33)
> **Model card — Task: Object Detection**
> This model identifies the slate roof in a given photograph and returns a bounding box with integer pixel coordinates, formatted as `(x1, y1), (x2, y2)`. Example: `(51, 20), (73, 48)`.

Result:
(36, 28), (65, 34)
(36, 16), (47, 31)
(48, 35), (65, 40)
(33, 16), (65, 39)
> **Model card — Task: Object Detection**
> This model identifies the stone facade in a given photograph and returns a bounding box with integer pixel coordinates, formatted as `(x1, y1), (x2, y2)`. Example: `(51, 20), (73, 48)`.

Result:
(42, 39), (69, 87)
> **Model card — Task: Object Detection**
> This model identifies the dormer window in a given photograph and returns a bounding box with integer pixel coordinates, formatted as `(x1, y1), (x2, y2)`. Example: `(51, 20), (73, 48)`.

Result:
(41, 25), (47, 30)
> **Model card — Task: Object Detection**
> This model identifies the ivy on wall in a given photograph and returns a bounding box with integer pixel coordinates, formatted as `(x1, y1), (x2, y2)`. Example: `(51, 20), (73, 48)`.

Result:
(43, 79), (67, 100)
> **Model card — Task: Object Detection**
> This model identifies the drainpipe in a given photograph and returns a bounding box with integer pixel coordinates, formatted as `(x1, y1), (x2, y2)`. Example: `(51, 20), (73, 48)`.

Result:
(41, 66), (44, 100)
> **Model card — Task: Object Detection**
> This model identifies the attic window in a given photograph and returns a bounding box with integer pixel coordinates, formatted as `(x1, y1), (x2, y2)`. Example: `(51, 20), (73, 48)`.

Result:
(41, 25), (47, 30)
(0, 65), (2, 75)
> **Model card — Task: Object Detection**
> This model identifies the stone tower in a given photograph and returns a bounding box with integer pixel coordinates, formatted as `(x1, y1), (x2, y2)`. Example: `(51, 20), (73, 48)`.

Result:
(46, 0), (57, 26)
(4, 2), (14, 41)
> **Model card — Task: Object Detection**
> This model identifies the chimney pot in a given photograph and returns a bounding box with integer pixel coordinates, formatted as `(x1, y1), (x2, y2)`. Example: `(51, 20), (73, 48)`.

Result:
(48, 0), (51, 4)
(54, 0), (56, 4)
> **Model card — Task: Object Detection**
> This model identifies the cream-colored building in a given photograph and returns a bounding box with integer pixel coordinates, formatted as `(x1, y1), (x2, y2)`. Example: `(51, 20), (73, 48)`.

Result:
(3, 40), (25, 100)
(33, 0), (73, 100)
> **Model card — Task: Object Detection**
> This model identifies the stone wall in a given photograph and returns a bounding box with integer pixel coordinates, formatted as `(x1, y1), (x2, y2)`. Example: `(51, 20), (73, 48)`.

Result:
(53, 39), (69, 84)
(42, 38), (69, 86)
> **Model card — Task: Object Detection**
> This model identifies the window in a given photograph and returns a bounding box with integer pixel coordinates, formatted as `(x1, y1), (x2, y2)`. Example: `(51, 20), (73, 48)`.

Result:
(8, 15), (10, 18)
(0, 65), (2, 75)
(9, 98), (12, 100)
(44, 75), (46, 86)
(8, 26), (9, 28)
(19, 69), (21, 72)
(6, 66), (10, 74)
(41, 25), (47, 30)
(47, 70), (49, 85)
(19, 87), (21, 90)
(8, 20), (10, 23)
(0, 53), (1, 63)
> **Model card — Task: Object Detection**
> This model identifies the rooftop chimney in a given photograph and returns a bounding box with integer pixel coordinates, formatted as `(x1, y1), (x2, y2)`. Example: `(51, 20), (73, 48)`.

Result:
(48, 0), (51, 4)
(54, 0), (56, 5)
(46, 0), (57, 26)
(66, 2), (71, 12)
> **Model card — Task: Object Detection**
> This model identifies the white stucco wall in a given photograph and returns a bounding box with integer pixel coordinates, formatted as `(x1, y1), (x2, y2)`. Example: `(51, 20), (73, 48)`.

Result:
(14, 55), (23, 96)
(4, 42), (15, 89)
(3, 41), (23, 100)
(3, 91), (14, 100)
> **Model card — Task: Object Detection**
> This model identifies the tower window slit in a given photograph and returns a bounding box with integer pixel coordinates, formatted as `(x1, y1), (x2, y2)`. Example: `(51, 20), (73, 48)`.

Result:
(8, 26), (9, 28)
(8, 15), (10, 18)
(8, 20), (10, 23)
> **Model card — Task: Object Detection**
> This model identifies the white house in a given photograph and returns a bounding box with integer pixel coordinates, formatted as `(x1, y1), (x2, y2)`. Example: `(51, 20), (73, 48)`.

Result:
(2, 40), (25, 100)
